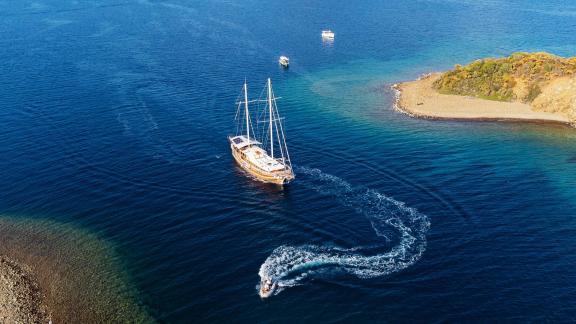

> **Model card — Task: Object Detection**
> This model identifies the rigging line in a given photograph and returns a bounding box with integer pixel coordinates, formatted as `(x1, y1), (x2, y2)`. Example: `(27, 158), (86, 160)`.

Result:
(236, 99), (269, 104)
(233, 88), (242, 121)
(237, 97), (282, 103)
(257, 84), (268, 143)
(276, 99), (292, 168)
(234, 98), (243, 122)
(244, 81), (250, 141)
(274, 95), (292, 169)
(257, 118), (284, 123)
(273, 99), (286, 167)
(234, 88), (244, 136)
(249, 113), (257, 142)
(268, 78), (274, 158)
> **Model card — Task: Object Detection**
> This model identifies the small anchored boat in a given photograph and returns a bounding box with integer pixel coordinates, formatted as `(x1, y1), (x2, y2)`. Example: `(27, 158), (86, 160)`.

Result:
(321, 29), (335, 39)
(229, 78), (294, 185)
(278, 56), (289, 67)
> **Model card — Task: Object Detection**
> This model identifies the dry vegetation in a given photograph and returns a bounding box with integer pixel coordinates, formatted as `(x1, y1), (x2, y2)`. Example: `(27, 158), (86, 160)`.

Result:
(432, 52), (576, 122)
(433, 52), (576, 102)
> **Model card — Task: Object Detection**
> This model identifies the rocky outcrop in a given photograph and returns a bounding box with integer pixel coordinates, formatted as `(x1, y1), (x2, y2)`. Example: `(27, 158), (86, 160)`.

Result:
(532, 76), (576, 123)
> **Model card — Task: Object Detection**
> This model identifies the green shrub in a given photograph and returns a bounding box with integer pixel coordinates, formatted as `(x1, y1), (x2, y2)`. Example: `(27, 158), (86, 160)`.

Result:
(525, 84), (542, 102)
(433, 52), (576, 103)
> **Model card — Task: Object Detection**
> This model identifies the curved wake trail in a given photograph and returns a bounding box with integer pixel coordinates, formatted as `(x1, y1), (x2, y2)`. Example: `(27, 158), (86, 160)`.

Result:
(258, 167), (430, 296)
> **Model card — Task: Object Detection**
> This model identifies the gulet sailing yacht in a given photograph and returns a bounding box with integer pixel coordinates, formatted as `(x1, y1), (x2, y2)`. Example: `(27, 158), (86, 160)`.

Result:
(229, 78), (294, 185)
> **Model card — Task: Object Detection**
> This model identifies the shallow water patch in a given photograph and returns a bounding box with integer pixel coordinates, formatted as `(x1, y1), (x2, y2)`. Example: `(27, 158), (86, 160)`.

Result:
(0, 216), (153, 323)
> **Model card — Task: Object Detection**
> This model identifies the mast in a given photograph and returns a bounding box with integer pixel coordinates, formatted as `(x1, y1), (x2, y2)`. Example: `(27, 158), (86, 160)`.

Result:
(270, 84), (287, 168)
(268, 78), (274, 158)
(244, 81), (250, 141)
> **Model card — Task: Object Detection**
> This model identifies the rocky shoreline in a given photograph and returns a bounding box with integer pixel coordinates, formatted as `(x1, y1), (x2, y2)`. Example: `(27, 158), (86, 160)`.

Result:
(0, 256), (50, 323)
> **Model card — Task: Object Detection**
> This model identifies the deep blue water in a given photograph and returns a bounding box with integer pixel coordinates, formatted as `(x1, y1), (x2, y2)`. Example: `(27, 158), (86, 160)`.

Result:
(1, 0), (576, 322)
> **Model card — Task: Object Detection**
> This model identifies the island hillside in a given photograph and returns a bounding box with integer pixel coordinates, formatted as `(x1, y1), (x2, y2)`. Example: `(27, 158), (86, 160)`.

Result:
(395, 52), (576, 125)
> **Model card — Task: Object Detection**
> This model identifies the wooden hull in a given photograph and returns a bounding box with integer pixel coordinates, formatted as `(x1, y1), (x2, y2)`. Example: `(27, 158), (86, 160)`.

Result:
(231, 145), (294, 185)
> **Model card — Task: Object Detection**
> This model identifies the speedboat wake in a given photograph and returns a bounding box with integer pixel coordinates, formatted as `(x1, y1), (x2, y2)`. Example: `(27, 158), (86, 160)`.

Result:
(258, 167), (430, 298)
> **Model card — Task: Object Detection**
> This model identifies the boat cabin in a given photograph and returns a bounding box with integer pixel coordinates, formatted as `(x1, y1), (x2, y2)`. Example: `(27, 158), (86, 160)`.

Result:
(321, 30), (335, 38)
(230, 135), (260, 150)
(279, 56), (290, 67)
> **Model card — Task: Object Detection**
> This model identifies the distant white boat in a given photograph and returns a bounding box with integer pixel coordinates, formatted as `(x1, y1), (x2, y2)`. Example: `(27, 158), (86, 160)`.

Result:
(321, 30), (335, 39)
(278, 56), (289, 67)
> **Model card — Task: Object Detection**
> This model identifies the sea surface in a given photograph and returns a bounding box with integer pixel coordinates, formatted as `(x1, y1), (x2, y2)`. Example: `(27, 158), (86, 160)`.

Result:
(1, 0), (576, 322)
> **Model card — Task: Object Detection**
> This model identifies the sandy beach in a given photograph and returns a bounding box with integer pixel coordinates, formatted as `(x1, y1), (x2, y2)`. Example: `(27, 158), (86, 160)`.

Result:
(394, 73), (572, 125)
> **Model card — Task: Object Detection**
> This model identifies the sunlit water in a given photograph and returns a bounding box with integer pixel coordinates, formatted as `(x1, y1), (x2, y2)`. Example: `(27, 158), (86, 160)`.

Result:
(1, 0), (575, 321)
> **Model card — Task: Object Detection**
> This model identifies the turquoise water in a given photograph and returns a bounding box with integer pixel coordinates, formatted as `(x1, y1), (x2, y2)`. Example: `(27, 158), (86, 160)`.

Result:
(1, 0), (575, 321)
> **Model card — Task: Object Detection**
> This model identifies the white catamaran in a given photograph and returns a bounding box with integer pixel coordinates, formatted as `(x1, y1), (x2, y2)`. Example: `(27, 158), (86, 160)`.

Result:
(229, 78), (294, 185)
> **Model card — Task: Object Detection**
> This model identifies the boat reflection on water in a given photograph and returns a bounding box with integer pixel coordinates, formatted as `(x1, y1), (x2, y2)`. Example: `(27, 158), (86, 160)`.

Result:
(322, 37), (334, 47)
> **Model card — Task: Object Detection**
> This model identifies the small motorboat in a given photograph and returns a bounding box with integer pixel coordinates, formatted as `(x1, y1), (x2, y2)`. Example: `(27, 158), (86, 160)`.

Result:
(321, 30), (335, 39)
(259, 278), (277, 298)
(278, 56), (290, 67)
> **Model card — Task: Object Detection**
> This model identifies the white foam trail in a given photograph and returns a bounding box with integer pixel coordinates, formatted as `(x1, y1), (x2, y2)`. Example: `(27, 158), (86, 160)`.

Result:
(258, 167), (430, 296)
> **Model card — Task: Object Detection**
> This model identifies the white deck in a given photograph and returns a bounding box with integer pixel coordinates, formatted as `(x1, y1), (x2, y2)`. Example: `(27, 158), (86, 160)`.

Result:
(244, 146), (286, 172)
(279, 56), (289, 66)
(321, 30), (335, 38)
(230, 136), (288, 172)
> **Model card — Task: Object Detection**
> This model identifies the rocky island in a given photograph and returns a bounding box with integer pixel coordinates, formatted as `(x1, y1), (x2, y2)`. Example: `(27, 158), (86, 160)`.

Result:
(395, 52), (576, 126)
